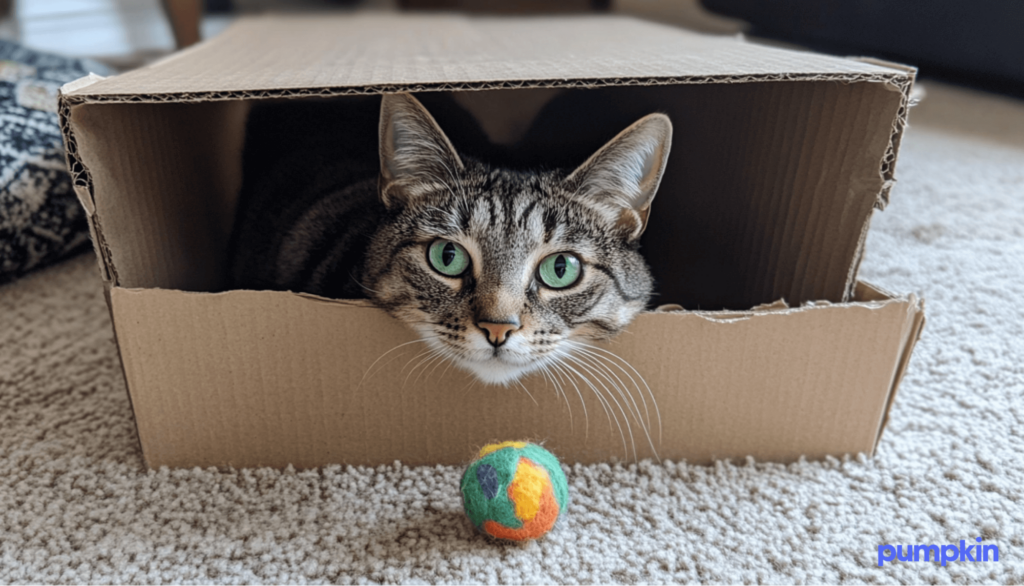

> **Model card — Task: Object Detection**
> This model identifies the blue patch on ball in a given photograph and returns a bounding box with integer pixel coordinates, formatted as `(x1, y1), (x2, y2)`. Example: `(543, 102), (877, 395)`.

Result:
(477, 463), (499, 499)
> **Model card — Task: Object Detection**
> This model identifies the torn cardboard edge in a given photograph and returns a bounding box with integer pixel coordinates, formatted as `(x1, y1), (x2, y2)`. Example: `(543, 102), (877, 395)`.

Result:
(120, 282), (912, 316)
(849, 59), (918, 210)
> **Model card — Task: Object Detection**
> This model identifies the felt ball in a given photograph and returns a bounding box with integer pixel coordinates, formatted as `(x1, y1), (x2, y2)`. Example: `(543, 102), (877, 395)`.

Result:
(460, 441), (569, 541)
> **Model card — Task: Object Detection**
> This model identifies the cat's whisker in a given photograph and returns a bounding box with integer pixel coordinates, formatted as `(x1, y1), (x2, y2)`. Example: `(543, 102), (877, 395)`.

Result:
(400, 346), (436, 375)
(573, 342), (662, 446)
(458, 375), (479, 398)
(418, 346), (454, 386)
(575, 344), (654, 437)
(513, 379), (539, 407)
(404, 347), (448, 389)
(548, 368), (573, 429)
(575, 352), (659, 462)
(550, 361), (589, 439)
(555, 361), (602, 443)
(587, 351), (658, 462)
(557, 357), (629, 461)
(359, 337), (437, 387)
(567, 345), (647, 432)
(601, 349), (661, 447)
(563, 353), (637, 462)
(539, 367), (572, 434)
(417, 346), (447, 375)
(400, 346), (444, 389)
(432, 346), (461, 381)
(411, 352), (442, 387)
(557, 359), (611, 430)
(567, 346), (658, 462)
(348, 272), (383, 295)
(570, 348), (643, 431)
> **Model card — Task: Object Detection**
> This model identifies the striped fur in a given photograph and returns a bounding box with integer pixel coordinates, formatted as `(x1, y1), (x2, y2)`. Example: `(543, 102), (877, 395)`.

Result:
(230, 93), (672, 385)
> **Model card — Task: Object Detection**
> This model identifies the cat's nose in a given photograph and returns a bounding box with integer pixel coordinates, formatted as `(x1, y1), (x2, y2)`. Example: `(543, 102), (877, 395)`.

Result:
(476, 320), (521, 347)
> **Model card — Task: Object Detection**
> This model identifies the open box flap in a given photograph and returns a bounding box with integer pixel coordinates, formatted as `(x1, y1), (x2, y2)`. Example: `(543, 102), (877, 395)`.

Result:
(63, 14), (911, 101)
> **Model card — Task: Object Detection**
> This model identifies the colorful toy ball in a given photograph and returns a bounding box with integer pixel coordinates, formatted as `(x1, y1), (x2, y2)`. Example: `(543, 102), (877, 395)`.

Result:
(461, 441), (569, 541)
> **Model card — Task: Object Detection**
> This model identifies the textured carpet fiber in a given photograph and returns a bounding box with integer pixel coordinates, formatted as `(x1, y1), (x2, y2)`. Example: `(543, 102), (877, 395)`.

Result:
(1, 82), (1023, 584)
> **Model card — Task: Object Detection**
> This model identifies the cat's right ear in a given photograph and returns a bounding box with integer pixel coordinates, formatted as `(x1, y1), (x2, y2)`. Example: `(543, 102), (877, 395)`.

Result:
(379, 93), (465, 210)
(565, 113), (672, 242)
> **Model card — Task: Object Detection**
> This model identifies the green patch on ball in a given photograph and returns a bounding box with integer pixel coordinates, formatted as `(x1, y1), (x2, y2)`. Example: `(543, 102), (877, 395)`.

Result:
(460, 441), (569, 541)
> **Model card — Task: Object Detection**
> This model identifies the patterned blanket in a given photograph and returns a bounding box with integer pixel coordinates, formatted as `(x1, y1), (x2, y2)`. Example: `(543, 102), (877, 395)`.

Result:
(0, 40), (110, 284)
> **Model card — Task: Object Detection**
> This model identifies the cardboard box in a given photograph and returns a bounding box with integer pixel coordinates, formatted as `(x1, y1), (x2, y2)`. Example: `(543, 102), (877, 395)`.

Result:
(58, 14), (924, 469)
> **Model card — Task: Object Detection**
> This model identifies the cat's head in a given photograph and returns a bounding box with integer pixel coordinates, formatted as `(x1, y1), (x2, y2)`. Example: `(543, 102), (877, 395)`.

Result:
(362, 93), (672, 385)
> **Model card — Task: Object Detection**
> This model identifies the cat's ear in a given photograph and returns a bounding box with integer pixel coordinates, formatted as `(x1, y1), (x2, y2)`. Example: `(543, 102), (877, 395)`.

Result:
(565, 113), (672, 241)
(379, 93), (464, 209)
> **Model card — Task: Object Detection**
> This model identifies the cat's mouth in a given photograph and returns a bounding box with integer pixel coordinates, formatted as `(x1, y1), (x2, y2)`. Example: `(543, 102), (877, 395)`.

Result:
(457, 353), (547, 386)
(457, 341), (544, 384)
(417, 329), (551, 385)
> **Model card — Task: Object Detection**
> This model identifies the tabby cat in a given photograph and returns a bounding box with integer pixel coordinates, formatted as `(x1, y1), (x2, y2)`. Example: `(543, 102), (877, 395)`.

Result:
(229, 93), (672, 386)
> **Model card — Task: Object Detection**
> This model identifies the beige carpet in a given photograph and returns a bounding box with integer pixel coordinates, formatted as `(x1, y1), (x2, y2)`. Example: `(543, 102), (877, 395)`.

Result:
(1, 82), (1022, 584)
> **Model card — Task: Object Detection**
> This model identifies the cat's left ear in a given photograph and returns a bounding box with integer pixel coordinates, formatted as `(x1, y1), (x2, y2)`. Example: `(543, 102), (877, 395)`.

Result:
(565, 113), (672, 241)
(379, 93), (465, 210)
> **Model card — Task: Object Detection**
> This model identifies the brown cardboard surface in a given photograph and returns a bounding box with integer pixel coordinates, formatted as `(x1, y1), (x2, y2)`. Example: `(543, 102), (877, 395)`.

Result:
(857, 281), (927, 445)
(57, 14), (925, 469)
(68, 101), (248, 290)
(111, 283), (921, 469)
(65, 15), (906, 100)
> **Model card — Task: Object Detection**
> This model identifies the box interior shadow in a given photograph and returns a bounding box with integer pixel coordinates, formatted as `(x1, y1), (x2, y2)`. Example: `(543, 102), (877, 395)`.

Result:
(73, 82), (902, 311)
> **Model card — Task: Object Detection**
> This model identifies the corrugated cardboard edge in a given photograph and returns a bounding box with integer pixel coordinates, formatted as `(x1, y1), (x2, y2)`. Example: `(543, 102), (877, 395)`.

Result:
(855, 57), (918, 211)
(841, 58), (917, 301)
(59, 77), (142, 460)
(867, 282), (926, 455)
(59, 77), (118, 286)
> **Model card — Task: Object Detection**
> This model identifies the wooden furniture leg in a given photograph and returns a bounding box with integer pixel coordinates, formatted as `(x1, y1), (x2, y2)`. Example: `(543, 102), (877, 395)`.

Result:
(160, 0), (202, 49)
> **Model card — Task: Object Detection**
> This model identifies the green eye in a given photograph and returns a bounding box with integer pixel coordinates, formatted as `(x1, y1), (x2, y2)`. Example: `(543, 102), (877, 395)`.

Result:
(538, 252), (582, 289)
(428, 239), (470, 277)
